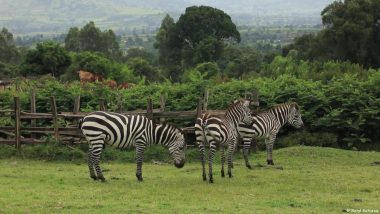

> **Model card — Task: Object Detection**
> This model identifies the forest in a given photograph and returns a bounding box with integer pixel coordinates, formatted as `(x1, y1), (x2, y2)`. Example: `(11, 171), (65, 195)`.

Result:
(1, 0), (379, 150)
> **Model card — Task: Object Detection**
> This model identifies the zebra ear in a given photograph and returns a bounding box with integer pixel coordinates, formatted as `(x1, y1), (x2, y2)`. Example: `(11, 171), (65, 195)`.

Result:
(291, 102), (300, 110)
(243, 100), (250, 107)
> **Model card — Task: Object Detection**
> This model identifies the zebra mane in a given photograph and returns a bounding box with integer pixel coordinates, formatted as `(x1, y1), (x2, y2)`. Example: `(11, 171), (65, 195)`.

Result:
(255, 102), (300, 115)
(227, 99), (248, 112)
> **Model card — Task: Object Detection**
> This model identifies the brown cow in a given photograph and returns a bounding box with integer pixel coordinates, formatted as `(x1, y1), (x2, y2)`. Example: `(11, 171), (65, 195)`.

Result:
(118, 82), (135, 89)
(78, 70), (104, 83)
(104, 79), (117, 89)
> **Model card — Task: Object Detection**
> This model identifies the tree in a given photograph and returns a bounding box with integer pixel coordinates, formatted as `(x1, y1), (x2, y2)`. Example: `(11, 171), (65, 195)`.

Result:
(176, 6), (240, 67)
(155, 7), (241, 74)
(124, 48), (156, 65)
(154, 14), (180, 66)
(22, 42), (71, 77)
(285, 0), (380, 68)
(221, 46), (263, 78)
(126, 57), (161, 83)
(0, 27), (19, 63)
(65, 21), (122, 60)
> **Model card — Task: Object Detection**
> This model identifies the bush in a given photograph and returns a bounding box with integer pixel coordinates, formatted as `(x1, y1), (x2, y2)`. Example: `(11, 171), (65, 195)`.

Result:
(276, 131), (338, 148)
(1, 65), (379, 150)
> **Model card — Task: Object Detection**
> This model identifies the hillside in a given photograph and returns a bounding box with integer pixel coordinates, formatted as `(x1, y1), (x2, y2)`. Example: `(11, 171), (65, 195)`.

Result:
(0, 0), (335, 35)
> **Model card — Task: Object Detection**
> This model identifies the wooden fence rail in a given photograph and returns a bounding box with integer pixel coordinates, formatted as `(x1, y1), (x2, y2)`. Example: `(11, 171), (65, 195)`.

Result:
(0, 92), (220, 150)
(0, 89), (259, 151)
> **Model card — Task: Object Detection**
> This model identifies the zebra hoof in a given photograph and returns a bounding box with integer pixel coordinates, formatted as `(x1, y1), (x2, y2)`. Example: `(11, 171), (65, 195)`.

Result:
(221, 170), (225, 177)
(228, 172), (232, 178)
(98, 175), (106, 182)
(246, 165), (252, 169)
(267, 160), (274, 165)
(136, 173), (143, 181)
(202, 174), (207, 181)
(209, 179), (214, 183)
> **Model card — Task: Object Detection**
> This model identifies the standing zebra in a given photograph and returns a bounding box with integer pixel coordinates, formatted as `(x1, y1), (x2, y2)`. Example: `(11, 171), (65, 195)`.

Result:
(195, 99), (253, 183)
(238, 102), (304, 168)
(79, 111), (186, 182)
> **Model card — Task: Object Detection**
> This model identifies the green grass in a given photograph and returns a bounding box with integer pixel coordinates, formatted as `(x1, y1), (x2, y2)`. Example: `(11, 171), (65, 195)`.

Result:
(0, 146), (379, 213)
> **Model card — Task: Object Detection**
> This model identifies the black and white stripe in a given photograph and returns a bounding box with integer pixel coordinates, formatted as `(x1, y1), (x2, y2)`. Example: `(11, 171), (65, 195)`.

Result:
(238, 102), (304, 168)
(80, 111), (186, 182)
(195, 99), (253, 183)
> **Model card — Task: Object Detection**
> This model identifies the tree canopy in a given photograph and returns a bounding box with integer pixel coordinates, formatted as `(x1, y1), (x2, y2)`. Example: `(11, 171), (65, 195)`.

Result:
(155, 6), (241, 72)
(0, 27), (19, 63)
(65, 21), (122, 60)
(284, 0), (380, 68)
(21, 42), (71, 77)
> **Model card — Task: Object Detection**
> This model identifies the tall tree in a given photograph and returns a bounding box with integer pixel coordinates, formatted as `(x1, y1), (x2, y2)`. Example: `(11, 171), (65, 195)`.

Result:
(285, 0), (380, 68)
(0, 27), (19, 63)
(176, 6), (240, 67)
(65, 21), (122, 60)
(155, 7), (241, 76)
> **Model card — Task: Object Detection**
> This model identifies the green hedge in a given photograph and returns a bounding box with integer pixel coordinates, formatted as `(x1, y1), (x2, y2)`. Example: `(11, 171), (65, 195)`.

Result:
(1, 68), (379, 149)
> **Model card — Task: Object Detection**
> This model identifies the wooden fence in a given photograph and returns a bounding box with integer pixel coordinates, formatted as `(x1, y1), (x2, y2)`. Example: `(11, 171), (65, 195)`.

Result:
(0, 91), (226, 151)
(0, 89), (259, 151)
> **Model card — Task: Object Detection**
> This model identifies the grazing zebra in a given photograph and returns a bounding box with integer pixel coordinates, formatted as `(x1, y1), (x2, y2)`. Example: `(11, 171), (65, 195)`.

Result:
(195, 99), (253, 183)
(238, 102), (304, 168)
(79, 111), (186, 182)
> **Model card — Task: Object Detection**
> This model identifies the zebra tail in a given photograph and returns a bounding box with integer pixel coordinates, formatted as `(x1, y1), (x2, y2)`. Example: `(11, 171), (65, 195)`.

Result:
(78, 118), (84, 129)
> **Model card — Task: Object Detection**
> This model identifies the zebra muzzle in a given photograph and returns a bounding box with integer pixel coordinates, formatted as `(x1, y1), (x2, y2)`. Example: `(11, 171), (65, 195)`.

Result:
(174, 158), (185, 168)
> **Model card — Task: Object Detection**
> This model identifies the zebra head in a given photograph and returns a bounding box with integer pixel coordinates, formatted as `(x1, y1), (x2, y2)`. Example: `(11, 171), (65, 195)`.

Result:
(156, 123), (186, 168)
(287, 102), (304, 129)
(230, 99), (254, 125)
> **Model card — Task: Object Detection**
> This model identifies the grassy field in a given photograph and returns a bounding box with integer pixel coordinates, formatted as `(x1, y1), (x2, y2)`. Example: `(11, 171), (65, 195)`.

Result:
(0, 146), (379, 213)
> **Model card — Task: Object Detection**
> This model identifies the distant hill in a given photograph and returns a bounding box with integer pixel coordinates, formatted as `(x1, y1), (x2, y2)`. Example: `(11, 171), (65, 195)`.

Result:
(0, 0), (334, 35)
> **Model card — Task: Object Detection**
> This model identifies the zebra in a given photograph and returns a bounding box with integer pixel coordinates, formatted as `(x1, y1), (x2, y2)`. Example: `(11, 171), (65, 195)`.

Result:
(238, 102), (304, 168)
(195, 99), (253, 183)
(79, 111), (186, 182)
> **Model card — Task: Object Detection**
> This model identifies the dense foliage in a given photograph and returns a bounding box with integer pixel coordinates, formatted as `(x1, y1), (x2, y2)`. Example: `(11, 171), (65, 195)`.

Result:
(21, 42), (71, 77)
(155, 6), (241, 75)
(65, 21), (122, 60)
(1, 58), (379, 149)
(284, 0), (380, 68)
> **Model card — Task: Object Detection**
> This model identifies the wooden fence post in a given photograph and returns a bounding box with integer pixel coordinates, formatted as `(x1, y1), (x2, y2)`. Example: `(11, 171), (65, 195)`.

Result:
(50, 96), (59, 141)
(73, 95), (80, 114)
(14, 97), (21, 151)
(99, 98), (106, 111)
(195, 98), (203, 123)
(30, 90), (36, 139)
(146, 97), (153, 120)
(202, 89), (209, 111)
(159, 95), (166, 123)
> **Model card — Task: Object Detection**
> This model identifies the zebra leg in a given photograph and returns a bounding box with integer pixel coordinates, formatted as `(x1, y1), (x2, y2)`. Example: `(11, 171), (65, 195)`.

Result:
(198, 142), (207, 181)
(227, 140), (236, 178)
(243, 138), (252, 169)
(88, 149), (97, 180)
(220, 146), (225, 177)
(266, 136), (276, 165)
(195, 127), (207, 181)
(208, 141), (217, 183)
(135, 143), (146, 181)
(91, 143), (106, 182)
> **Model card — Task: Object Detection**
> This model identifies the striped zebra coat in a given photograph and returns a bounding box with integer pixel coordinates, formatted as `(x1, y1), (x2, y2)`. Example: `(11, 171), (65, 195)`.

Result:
(195, 99), (253, 183)
(238, 102), (304, 168)
(79, 111), (186, 182)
